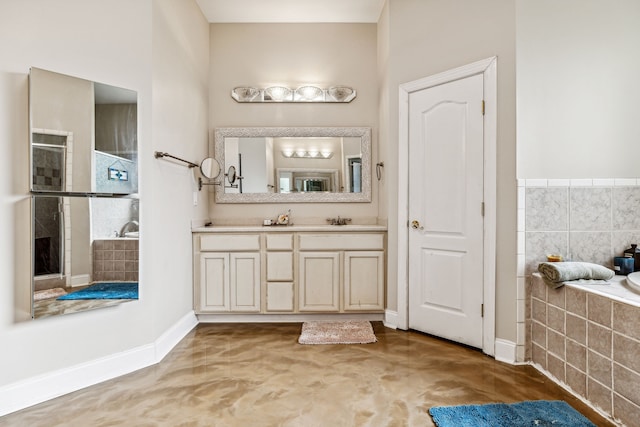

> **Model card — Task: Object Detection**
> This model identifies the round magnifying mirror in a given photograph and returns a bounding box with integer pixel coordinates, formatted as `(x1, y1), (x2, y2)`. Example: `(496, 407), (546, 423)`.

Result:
(226, 165), (237, 185)
(200, 157), (221, 180)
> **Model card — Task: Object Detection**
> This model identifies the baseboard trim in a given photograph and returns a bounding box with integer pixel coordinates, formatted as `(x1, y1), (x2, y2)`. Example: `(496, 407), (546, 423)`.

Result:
(0, 311), (197, 417)
(494, 338), (517, 364)
(155, 311), (198, 360)
(383, 310), (399, 329)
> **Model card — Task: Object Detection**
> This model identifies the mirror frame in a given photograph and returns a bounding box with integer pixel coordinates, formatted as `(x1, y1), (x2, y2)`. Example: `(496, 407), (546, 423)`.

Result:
(213, 127), (372, 203)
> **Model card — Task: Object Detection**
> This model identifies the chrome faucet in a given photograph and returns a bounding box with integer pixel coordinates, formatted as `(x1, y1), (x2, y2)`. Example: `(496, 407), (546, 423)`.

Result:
(119, 220), (139, 237)
(326, 216), (351, 226)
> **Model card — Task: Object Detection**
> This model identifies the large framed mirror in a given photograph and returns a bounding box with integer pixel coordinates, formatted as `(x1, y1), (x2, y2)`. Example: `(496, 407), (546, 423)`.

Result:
(213, 127), (371, 203)
(29, 68), (139, 318)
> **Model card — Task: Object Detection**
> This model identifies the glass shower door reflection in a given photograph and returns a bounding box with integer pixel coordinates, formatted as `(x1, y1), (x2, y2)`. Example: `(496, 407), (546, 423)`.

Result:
(33, 196), (64, 278)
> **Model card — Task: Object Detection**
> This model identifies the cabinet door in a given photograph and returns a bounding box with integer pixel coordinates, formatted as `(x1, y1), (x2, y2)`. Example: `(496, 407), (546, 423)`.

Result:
(344, 251), (385, 311)
(230, 252), (261, 312)
(199, 252), (230, 312)
(298, 252), (340, 312)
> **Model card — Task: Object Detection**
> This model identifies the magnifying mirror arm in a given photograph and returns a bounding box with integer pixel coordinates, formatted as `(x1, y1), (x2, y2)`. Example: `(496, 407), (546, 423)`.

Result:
(198, 177), (221, 191)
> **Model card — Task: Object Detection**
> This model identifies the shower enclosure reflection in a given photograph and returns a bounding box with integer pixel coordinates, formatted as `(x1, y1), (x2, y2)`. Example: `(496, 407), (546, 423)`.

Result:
(32, 196), (139, 318)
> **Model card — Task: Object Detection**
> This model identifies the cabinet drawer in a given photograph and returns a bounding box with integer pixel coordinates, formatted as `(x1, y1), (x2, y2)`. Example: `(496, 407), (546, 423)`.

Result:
(266, 282), (294, 312)
(266, 234), (294, 250)
(267, 252), (293, 281)
(199, 234), (260, 251)
(298, 233), (384, 251)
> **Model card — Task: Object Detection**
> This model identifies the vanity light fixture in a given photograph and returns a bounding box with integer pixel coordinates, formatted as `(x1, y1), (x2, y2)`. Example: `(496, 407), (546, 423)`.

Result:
(295, 86), (323, 102)
(264, 86), (292, 102)
(231, 85), (356, 103)
(281, 150), (334, 159)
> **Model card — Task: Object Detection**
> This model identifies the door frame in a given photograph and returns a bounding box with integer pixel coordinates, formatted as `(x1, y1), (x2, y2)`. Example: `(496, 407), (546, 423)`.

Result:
(395, 57), (497, 356)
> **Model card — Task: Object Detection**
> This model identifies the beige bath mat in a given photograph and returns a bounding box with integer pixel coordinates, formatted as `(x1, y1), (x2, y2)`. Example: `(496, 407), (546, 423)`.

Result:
(298, 320), (377, 345)
(33, 287), (67, 301)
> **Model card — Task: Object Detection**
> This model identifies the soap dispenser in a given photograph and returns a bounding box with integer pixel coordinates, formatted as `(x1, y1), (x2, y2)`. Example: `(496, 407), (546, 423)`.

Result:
(623, 244), (640, 272)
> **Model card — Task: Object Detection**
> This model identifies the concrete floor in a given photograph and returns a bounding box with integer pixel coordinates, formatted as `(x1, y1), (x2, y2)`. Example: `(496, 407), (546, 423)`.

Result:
(0, 322), (616, 426)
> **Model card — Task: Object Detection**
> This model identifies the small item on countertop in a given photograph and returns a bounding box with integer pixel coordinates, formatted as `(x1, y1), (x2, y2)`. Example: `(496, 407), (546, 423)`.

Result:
(614, 256), (635, 275)
(623, 244), (640, 272)
(276, 209), (291, 225)
(263, 219), (272, 226)
(546, 254), (563, 262)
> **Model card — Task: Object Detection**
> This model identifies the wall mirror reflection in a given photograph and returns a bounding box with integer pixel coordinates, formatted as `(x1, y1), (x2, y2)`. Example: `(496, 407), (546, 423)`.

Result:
(29, 68), (139, 319)
(214, 127), (371, 203)
(30, 67), (138, 195)
(32, 196), (139, 319)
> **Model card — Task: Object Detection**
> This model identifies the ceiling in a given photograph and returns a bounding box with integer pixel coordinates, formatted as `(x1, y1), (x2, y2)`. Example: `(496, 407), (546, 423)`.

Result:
(195, 0), (385, 23)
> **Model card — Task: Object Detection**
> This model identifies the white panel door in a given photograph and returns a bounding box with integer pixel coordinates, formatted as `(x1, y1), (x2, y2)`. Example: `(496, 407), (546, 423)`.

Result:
(408, 74), (485, 348)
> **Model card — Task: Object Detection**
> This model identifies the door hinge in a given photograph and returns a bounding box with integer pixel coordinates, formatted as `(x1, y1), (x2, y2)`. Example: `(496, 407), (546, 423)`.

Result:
(481, 202), (485, 217)
(481, 100), (485, 115)
(481, 303), (484, 317)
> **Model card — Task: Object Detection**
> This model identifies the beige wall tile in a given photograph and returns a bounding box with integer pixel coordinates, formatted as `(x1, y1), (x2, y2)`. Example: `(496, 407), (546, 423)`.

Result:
(531, 276), (547, 301)
(532, 298), (546, 323)
(613, 302), (640, 342)
(588, 321), (612, 358)
(588, 350), (612, 388)
(566, 339), (586, 372)
(614, 393), (640, 427)
(532, 321), (546, 348)
(566, 313), (586, 345)
(548, 305), (565, 334)
(613, 333), (640, 373)
(588, 377), (612, 414)
(566, 286), (586, 318)
(566, 364), (587, 398)
(587, 294), (612, 327)
(614, 364), (640, 407)
(547, 353), (565, 382)
(532, 343), (546, 369)
(547, 329), (565, 359)
(547, 286), (565, 309)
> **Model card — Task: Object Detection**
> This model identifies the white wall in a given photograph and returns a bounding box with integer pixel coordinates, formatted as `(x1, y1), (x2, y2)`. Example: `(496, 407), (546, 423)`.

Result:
(208, 23), (379, 224)
(0, 0), (208, 414)
(517, 0), (640, 179)
(380, 0), (517, 341)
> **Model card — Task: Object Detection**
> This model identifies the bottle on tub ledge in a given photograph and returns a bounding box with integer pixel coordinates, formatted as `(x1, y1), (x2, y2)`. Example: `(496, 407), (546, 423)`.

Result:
(623, 243), (640, 272)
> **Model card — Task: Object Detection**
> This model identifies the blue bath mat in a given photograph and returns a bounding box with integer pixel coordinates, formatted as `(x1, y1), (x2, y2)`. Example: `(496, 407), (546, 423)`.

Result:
(57, 282), (138, 300)
(429, 400), (596, 427)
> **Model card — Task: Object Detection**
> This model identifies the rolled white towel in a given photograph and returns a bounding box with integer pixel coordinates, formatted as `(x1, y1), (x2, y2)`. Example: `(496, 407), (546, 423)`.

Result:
(538, 262), (614, 288)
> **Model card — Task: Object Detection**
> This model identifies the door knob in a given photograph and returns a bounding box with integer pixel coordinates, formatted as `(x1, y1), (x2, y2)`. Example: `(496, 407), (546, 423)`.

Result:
(411, 220), (424, 230)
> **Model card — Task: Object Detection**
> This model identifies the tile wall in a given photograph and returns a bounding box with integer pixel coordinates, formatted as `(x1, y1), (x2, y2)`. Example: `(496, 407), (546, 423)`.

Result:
(518, 178), (640, 426)
(92, 239), (139, 282)
(529, 275), (640, 426)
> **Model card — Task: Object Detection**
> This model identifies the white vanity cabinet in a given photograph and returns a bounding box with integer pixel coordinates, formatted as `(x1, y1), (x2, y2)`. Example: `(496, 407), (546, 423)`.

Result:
(196, 234), (261, 313)
(193, 226), (386, 316)
(298, 233), (385, 312)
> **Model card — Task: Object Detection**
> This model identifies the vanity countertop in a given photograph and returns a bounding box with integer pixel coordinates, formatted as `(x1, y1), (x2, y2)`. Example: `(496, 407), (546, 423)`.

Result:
(192, 224), (387, 233)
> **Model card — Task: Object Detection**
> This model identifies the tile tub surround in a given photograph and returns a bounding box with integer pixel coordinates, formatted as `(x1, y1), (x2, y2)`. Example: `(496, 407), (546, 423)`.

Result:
(529, 273), (640, 427)
(516, 179), (640, 364)
(92, 239), (138, 282)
